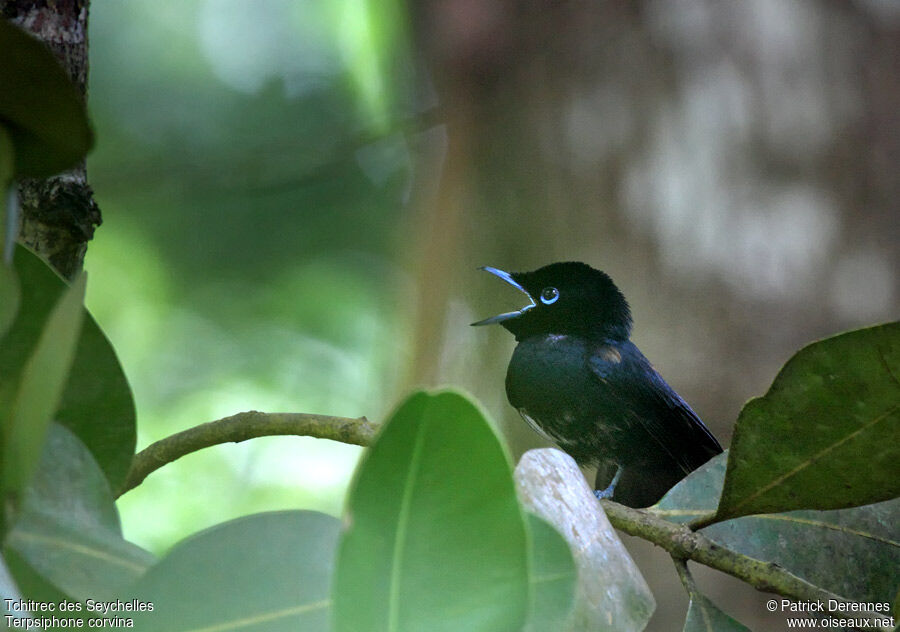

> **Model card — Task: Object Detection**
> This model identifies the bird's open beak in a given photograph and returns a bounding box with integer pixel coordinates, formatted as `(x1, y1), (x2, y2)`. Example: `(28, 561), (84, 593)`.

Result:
(471, 266), (536, 326)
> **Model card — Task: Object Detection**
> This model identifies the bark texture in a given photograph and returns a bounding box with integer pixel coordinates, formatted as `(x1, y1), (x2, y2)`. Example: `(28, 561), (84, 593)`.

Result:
(2, 0), (99, 279)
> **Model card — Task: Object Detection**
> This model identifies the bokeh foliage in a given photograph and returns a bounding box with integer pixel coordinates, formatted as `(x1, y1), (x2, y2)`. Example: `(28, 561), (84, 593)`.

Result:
(86, 0), (422, 551)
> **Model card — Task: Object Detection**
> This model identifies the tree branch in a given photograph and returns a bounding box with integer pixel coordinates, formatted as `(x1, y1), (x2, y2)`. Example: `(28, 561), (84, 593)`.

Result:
(600, 499), (893, 629)
(116, 411), (379, 498)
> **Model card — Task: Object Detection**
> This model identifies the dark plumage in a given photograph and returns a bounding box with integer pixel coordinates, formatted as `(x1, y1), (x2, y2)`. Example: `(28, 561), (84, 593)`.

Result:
(473, 262), (722, 507)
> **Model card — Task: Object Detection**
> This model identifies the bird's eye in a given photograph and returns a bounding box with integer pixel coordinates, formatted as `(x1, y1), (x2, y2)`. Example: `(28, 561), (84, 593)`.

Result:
(540, 287), (559, 305)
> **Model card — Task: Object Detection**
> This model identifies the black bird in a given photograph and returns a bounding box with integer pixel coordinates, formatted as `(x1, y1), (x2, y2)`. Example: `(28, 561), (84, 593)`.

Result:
(472, 262), (722, 507)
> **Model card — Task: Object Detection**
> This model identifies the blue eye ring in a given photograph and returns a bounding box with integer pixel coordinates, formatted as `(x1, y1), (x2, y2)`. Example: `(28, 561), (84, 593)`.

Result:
(540, 287), (559, 305)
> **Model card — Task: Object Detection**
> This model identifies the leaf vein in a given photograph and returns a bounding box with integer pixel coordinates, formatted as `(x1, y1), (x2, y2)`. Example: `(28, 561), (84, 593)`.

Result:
(531, 571), (573, 585)
(9, 530), (147, 573)
(182, 600), (330, 632)
(387, 420), (428, 631)
(757, 514), (899, 547)
(729, 405), (899, 514)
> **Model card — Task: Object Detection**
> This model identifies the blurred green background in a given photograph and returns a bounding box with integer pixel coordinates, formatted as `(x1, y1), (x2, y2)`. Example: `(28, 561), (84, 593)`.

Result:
(87, 0), (417, 553)
(83, 1), (898, 629)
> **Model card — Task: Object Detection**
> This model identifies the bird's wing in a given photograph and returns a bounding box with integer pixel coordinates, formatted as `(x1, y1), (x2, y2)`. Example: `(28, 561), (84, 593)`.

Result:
(587, 341), (722, 475)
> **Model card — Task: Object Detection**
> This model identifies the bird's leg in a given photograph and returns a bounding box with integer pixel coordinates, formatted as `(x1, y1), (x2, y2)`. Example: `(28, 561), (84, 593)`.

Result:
(594, 465), (622, 500)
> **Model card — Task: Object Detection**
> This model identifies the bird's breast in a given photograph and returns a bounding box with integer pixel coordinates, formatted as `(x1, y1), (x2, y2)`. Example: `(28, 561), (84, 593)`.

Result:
(505, 335), (605, 456)
(506, 335), (591, 403)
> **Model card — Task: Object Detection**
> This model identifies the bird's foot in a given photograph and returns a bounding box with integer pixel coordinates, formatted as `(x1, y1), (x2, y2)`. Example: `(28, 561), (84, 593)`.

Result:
(593, 465), (622, 500)
(593, 487), (614, 500)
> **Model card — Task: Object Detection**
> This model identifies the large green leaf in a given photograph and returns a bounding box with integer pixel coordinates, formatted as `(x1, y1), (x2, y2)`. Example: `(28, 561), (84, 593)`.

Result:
(127, 511), (339, 632)
(0, 124), (11, 184)
(1, 272), (85, 504)
(0, 262), (18, 340)
(3, 546), (70, 613)
(56, 314), (137, 494)
(893, 589), (898, 622)
(1, 551), (24, 603)
(4, 545), (93, 632)
(652, 452), (900, 605)
(332, 390), (530, 632)
(0, 124), (16, 271)
(4, 423), (153, 602)
(0, 19), (92, 177)
(716, 323), (900, 521)
(524, 514), (577, 632)
(0, 246), (136, 492)
(683, 592), (751, 632)
(0, 551), (39, 630)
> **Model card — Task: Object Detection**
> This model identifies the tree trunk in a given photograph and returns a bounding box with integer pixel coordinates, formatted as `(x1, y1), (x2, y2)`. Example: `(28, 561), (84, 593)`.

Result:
(1, 0), (99, 279)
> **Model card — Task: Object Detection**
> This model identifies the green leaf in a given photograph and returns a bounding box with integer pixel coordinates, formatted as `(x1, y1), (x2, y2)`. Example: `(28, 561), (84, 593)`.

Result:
(0, 124), (11, 184)
(893, 589), (898, 622)
(0, 20), (92, 177)
(525, 514), (576, 632)
(649, 453), (728, 523)
(1, 272), (85, 502)
(716, 323), (900, 521)
(56, 316), (136, 495)
(0, 549), (54, 631)
(1, 551), (24, 603)
(653, 452), (900, 605)
(0, 125), (14, 267)
(4, 423), (153, 601)
(3, 546), (70, 606)
(0, 264), (18, 340)
(0, 246), (136, 492)
(683, 592), (751, 632)
(126, 511), (339, 632)
(333, 390), (530, 632)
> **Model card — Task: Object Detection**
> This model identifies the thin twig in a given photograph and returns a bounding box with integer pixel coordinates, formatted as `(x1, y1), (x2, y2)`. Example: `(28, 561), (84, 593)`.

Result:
(116, 411), (379, 498)
(673, 557), (698, 599)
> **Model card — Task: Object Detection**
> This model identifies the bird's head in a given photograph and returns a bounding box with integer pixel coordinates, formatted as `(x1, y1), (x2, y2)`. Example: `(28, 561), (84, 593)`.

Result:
(472, 262), (632, 341)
